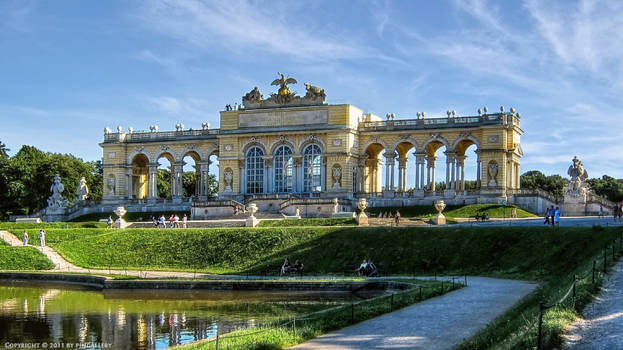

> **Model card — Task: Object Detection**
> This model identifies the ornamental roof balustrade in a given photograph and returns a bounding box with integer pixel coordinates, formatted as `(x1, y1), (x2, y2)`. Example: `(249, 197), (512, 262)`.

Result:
(103, 128), (220, 143)
(359, 112), (519, 131)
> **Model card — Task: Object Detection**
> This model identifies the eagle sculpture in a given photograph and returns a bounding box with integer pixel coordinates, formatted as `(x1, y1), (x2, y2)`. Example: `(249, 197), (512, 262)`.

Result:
(271, 72), (297, 96)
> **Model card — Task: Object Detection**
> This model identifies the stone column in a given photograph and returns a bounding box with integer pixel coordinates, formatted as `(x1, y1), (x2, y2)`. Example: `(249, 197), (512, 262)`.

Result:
(293, 156), (302, 193)
(457, 155), (466, 191)
(414, 156), (420, 190)
(426, 155), (437, 192)
(199, 162), (209, 198)
(239, 160), (246, 194)
(172, 163), (184, 198)
(126, 168), (133, 200)
(476, 151), (481, 189)
(358, 158), (366, 193)
(148, 164), (158, 199)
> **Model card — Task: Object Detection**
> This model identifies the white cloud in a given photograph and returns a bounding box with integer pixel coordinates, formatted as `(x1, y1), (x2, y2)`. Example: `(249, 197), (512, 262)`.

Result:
(136, 0), (377, 63)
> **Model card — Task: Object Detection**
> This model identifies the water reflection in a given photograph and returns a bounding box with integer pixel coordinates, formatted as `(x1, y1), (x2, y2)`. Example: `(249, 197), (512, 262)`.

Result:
(0, 281), (371, 350)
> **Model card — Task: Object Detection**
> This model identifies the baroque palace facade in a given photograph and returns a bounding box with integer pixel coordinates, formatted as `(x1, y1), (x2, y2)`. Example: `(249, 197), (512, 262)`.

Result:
(100, 74), (523, 217)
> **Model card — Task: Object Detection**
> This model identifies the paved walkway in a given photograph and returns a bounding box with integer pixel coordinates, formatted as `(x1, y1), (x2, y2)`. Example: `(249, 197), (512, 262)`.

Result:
(291, 277), (537, 350)
(562, 258), (623, 349)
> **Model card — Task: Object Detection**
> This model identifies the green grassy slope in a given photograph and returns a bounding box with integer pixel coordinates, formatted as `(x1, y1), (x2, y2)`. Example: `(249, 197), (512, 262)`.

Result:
(368, 204), (536, 219)
(0, 243), (54, 270)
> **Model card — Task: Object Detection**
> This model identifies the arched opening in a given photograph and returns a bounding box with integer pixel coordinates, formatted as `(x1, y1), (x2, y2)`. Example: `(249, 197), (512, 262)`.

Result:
(302, 144), (322, 193)
(182, 151), (201, 198)
(364, 143), (385, 193)
(245, 146), (265, 194)
(394, 141), (416, 193)
(156, 153), (175, 198)
(131, 154), (149, 199)
(273, 144), (294, 193)
(454, 139), (480, 193)
(423, 141), (448, 194)
(207, 153), (219, 197)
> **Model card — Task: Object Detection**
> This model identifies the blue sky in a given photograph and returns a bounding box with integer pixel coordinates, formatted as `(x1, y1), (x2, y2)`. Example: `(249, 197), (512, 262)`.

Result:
(1, 0), (622, 182)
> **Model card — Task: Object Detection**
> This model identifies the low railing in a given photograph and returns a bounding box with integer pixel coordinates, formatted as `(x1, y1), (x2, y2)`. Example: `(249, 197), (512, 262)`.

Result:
(103, 129), (219, 143)
(358, 113), (510, 131)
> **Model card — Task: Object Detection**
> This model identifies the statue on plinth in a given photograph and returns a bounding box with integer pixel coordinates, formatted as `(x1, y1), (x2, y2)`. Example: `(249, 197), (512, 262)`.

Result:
(241, 74), (327, 109)
(76, 177), (89, 201)
(356, 198), (369, 226)
(223, 169), (233, 192)
(246, 203), (259, 227)
(432, 200), (446, 225)
(332, 166), (342, 190)
(565, 156), (590, 200)
(46, 174), (67, 212)
(114, 206), (129, 229)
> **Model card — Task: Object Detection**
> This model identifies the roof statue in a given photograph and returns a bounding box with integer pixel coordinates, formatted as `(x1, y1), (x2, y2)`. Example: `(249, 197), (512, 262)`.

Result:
(271, 72), (297, 97)
(241, 73), (326, 109)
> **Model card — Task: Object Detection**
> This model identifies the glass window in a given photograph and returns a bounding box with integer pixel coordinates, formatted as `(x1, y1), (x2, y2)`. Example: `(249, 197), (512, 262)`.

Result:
(274, 145), (293, 193)
(245, 146), (264, 194)
(303, 144), (322, 193)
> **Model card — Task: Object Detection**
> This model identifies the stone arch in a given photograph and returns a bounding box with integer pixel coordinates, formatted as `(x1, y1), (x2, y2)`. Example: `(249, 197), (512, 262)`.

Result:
(181, 145), (202, 163)
(299, 134), (326, 153)
(241, 137), (267, 155)
(361, 138), (390, 156)
(269, 136), (296, 154)
(127, 149), (152, 165)
(155, 149), (177, 164)
(390, 137), (419, 156)
(421, 134), (450, 156)
(203, 143), (219, 160)
(452, 134), (481, 155)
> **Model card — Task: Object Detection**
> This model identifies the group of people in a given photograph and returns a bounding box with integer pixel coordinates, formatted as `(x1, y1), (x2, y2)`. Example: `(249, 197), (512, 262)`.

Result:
(608, 204), (623, 222)
(544, 207), (562, 227)
(358, 259), (377, 277)
(152, 214), (188, 229)
(280, 258), (304, 276)
(378, 210), (401, 225)
(474, 212), (490, 221)
(22, 229), (46, 247)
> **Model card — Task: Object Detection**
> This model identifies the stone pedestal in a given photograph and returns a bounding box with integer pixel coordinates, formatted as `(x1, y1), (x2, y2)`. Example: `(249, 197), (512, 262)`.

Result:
(356, 212), (369, 226)
(114, 218), (129, 229)
(246, 216), (259, 227)
(431, 213), (446, 225)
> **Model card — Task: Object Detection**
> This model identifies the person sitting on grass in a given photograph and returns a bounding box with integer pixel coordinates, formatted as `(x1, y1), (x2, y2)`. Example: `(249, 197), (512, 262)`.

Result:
(292, 260), (304, 272)
(280, 258), (291, 276)
(482, 212), (489, 221)
(107, 215), (113, 229)
(475, 212), (481, 221)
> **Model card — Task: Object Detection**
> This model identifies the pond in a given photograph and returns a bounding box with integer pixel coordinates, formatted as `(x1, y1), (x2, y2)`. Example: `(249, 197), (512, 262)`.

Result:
(0, 281), (376, 350)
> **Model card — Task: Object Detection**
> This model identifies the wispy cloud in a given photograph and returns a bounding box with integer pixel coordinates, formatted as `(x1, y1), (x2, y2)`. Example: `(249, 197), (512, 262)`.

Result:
(136, 0), (380, 63)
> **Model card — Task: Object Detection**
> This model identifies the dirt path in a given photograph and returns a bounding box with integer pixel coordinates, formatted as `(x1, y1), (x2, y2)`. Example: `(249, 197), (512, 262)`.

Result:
(562, 259), (623, 349)
(291, 277), (537, 350)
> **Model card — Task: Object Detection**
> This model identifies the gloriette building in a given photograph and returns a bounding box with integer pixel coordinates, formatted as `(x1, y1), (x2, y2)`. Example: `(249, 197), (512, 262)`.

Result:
(100, 74), (524, 218)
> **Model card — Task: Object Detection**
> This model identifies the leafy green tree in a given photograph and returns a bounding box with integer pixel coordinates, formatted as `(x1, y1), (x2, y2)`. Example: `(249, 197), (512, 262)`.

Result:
(0, 145), (102, 218)
(182, 171), (197, 198)
(207, 174), (218, 196)
(157, 169), (171, 198)
(587, 176), (623, 202)
(520, 170), (569, 200)
(0, 141), (9, 158)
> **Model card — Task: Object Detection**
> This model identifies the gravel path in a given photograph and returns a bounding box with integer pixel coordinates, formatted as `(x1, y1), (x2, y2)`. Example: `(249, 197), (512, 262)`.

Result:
(291, 277), (537, 350)
(562, 259), (623, 350)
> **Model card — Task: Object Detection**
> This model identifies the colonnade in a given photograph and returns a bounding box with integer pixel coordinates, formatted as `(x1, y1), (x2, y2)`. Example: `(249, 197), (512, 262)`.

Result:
(128, 159), (213, 199)
(362, 149), (483, 194)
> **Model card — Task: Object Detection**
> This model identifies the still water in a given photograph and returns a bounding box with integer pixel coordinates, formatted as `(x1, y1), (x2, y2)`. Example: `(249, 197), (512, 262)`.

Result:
(0, 281), (370, 350)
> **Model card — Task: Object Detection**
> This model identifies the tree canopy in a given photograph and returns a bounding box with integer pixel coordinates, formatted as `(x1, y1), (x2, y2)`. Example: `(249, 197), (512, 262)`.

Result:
(0, 145), (102, 218)
(520, 170), (569, 199)
(587, 176), (623, 202)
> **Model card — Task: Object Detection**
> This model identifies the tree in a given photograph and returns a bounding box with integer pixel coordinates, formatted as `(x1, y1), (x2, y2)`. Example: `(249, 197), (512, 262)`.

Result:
(0, 145), (103, 218)
(0, 141), (9, 158)
(182, 171), (197, 198)
(520, 170), (569, 200)
(157, 169), (171, 198)
(587, 176), (623, 202)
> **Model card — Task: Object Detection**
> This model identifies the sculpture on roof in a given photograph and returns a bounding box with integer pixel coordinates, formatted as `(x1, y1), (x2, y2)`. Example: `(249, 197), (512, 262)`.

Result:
(241, 73), (326, 109)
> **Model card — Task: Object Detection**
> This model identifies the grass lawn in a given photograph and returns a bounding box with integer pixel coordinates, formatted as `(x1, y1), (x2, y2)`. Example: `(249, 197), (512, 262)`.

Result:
(68, 211), (190, 222)
(258, 218), (355, 227)
(0, 240), (54, 270)
(0, 221), (106, 230)
(368, 203), (537, 219)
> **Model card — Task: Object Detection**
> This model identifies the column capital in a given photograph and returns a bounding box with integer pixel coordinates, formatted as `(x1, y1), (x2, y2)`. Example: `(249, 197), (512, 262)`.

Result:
(383, 151), (396, 159)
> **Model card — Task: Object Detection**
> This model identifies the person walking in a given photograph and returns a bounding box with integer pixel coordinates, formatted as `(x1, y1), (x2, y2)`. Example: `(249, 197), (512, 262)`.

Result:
(550, 207), (556, 227)
(182, 214), (188, 229)
(39, 229), (46, 247)
(159, 214), (166, 228)
(544, 207), (550, 225)
(554, 207), (561, 227)
(395, 210), (401, 226)
(614, 204), (619, 222)
(22, 230), (28, 246)
(599, 205), (604, 218)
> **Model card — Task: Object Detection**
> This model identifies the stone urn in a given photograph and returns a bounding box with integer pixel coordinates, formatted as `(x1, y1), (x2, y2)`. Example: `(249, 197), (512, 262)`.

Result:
(356, 198), (369, 226)
(114, 206), (129, 229)
(432, 200), (446, 225)
(246, 203), (259, 227)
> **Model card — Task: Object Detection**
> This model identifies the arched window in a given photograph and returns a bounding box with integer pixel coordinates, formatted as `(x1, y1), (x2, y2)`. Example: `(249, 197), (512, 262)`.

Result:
(246, 146), (264, 194)
(273, 145), (293, 193)
(303, 144), (322, 193)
